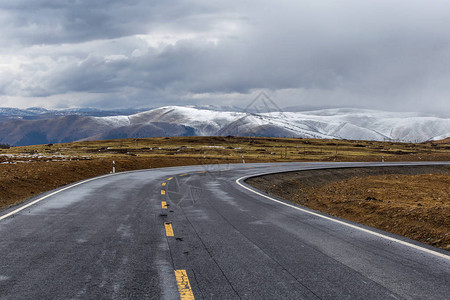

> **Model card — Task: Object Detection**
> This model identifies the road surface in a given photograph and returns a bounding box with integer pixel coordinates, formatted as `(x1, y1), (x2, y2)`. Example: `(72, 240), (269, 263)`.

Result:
(0, 162), (449, 299)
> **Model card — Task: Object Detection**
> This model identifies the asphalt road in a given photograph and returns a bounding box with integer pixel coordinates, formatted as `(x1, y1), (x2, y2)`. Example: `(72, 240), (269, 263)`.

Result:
(0, 162), (449, 299)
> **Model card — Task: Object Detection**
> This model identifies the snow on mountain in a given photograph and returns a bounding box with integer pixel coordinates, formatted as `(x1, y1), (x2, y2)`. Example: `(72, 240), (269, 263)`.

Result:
(127, 106), (245, 135)
(432, 134), (450, 141)
(0, 107), (147, 121)
(0, 106), (448, 146)
(263, 110), (448, 142)
(0, 107), (39, 117)
(99, 106), (449, 142)
(91, 115), (131, 127)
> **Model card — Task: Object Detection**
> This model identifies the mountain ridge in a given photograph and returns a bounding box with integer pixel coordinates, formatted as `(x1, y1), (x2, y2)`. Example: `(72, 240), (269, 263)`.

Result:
(0, 106), (448, 146)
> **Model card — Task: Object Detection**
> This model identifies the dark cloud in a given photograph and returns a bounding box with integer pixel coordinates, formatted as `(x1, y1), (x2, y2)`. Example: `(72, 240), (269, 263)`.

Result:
(0, 1), (449, 114)
(0, 0), (221, 45)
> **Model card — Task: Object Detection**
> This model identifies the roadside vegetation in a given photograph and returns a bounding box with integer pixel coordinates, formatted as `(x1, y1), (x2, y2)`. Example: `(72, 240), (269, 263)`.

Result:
(247, 166), (450, 250)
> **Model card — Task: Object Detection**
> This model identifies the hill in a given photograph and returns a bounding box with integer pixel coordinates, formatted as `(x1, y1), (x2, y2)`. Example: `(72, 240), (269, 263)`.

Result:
(0, 106), (448, 146)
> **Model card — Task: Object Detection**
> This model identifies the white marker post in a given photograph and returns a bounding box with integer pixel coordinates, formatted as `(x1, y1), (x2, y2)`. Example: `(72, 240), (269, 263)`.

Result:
(242, 155), (245, 164)
(112, 161), (116, 173)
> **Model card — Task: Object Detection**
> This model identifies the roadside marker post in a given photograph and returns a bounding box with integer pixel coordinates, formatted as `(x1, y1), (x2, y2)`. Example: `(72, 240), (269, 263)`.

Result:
(112, 161), (116, 173)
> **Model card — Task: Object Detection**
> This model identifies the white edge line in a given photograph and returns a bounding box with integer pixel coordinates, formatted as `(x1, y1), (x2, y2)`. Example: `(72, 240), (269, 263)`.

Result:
(0, 174), (114, 221)
(235, 176), (450, 260)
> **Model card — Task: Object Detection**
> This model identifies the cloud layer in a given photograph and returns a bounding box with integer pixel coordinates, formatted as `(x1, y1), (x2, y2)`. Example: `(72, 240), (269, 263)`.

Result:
(1, 0), (450, 114)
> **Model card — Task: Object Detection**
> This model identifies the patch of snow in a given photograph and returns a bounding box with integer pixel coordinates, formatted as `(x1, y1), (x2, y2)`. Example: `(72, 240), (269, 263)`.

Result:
(92, 115), (131, 127)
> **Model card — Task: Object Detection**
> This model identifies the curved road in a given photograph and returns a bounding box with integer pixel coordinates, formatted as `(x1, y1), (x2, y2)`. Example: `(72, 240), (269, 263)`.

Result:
(0, 162), (449, 299)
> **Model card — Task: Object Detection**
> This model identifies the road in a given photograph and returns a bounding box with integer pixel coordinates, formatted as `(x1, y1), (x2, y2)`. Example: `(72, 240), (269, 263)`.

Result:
(0, 162), (449, 299)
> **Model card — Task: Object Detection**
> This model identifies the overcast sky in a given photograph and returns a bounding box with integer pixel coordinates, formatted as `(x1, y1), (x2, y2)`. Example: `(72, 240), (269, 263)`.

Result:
(0, 0), (449, 114)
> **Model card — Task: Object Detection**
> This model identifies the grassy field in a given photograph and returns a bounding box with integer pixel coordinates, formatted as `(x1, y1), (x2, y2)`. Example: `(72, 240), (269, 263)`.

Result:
(2, 136), (449, 164)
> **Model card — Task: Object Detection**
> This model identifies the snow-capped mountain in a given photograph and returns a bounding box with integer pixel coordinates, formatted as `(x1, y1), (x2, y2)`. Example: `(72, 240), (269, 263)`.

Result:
(0, 107), (148, 122)
(0, 106), (448, 146)
(99, 106), (449, 142)
(0, 107), (47, 118)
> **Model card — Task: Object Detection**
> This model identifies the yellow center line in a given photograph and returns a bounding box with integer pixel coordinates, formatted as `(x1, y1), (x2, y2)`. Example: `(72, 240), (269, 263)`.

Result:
(174, 270), (195, 299)
(179, 173), (188, 177)
(162, 182), (166, 186)
(168, 177), (173, 180)
(161, 190), (166, 195)
(161, 201), (167, 209)
(164, 222), (174, 236)
(219, 169), (229, 172)
(197, 171), (206, 174)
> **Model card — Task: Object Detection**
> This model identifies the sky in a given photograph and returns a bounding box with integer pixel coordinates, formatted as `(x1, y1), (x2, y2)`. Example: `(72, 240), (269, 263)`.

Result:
(0, 0), (449, 114)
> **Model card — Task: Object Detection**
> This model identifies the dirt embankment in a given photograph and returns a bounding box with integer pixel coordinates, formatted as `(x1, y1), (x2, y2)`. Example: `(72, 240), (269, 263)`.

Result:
(246, 166), (450, 250)
(0, 156), (243, 211)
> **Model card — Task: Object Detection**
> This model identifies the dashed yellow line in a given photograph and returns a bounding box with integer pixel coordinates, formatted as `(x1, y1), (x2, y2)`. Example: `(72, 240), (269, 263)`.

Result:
(161, 190), (166, 195)
(164, 222), (174, 236)
(161, 201), (167, 209)
(219, 169), (229, 172)
(197, 171), (206, 174)
(168, 177), (173, 181)
(179, 173), (188, 177)
(162, 182), (166, 186)
(174, 270), (195, 299)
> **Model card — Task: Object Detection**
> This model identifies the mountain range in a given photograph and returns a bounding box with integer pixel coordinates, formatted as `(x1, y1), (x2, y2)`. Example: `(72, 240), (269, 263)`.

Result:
(0, 106), (448, 146)
(0, 107), (147, 122)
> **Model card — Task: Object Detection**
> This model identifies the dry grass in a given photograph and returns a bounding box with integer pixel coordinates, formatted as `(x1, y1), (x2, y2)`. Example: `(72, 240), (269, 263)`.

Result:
(246, 166), (450, 250)
(0, 157), (210, 210)
(1, 136), (449, 164)
(298, 173), (450, 249)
